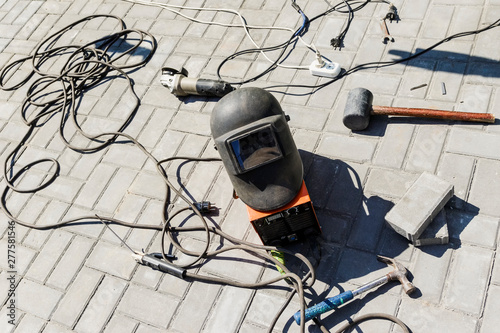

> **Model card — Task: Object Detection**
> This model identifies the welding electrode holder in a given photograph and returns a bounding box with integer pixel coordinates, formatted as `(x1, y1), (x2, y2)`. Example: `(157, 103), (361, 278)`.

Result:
(160, 67), (235, 97)
(133, 252), (186, 279)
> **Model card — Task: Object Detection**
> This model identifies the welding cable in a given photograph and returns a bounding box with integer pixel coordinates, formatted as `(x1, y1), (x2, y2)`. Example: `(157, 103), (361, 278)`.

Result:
(0, 15), (156, 150)
(0, 125), (318, 332)
(0, 14), (157, 217)
(332, 312), (410, 333)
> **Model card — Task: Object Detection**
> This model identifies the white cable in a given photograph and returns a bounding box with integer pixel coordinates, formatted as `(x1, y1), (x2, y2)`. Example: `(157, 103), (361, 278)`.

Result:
(122, 0), (315, 69)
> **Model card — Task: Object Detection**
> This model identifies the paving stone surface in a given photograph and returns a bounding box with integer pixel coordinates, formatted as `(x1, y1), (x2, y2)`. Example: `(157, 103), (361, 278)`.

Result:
(0, 0), (499, 332)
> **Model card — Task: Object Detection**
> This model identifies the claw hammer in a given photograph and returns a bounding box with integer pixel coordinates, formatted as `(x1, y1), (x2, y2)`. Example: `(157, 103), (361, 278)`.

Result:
(294, 255), (415, 325)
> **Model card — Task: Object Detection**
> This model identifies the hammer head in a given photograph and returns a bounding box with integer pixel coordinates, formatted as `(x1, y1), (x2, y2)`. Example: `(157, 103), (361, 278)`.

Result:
(377, 255), (416, 295)
(343, 87), (373, 131)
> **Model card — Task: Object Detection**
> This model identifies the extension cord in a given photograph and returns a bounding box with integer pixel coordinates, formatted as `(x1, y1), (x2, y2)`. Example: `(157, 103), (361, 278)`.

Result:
(309, 59), (341, 78)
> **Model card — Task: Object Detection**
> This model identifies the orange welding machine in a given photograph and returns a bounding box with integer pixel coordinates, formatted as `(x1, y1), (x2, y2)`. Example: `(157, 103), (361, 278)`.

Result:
(210, 87), (321, 246)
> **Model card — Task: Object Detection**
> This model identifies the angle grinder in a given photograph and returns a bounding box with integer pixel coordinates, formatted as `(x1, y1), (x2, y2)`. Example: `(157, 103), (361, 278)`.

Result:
(160, 66), (234, 97)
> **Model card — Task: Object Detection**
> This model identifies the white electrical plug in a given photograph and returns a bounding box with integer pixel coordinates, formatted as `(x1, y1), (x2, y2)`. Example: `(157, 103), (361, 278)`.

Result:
(309, 59), (341, 78)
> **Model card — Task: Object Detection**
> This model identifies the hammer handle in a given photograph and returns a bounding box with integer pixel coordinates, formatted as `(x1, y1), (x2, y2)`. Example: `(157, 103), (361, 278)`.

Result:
(372, 105), (495, 124)
(293, 290), (354, 325)
(294, 275), (391, 325)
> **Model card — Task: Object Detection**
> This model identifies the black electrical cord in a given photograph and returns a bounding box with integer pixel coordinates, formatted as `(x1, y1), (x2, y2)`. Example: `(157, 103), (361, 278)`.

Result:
(216, 37), (299, 84)
(216, 0), (393, 86)
(264, 17), (500, 94)
(330, 0), (355, 49)
(216, 22), (307, 85)
(215, 0), (313, 85)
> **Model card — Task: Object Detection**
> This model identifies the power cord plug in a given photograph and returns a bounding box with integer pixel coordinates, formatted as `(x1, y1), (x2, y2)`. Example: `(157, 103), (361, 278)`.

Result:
(194, 201), (216, 214)
(314, 50), (325, 68)
(330, 36), (343, 49)
(385, 3), (398, 22)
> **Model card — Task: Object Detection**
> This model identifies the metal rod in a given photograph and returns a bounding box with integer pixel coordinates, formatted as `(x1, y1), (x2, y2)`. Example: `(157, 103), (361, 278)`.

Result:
(96, 215), (136, 254)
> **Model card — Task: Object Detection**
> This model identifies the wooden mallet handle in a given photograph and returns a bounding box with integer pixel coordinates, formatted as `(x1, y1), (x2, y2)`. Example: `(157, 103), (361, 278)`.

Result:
(372, 105), (496, 124)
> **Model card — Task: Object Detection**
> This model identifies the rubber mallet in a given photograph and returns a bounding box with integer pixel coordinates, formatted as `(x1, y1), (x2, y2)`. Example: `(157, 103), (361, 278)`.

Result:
(343, 87), (496, 131)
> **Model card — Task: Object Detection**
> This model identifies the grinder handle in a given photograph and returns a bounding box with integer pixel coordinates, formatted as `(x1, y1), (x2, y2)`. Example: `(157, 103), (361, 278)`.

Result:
(371, 105), (495, 123)
(293, 290), (354, 325)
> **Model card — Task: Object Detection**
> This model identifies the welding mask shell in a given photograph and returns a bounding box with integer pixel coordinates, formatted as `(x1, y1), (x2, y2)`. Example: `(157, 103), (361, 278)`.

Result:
(211, 87), (303, 211)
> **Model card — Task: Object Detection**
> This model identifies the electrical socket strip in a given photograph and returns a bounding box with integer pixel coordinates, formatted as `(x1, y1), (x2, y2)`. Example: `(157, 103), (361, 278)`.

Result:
(309, 59), (341, 78)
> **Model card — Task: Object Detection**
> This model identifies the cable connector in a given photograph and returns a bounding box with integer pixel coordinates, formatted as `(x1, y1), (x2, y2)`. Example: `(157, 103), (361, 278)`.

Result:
(314, 50), (325, 68)
(330, 37), (342, 49)
(194, 201), (216, 214)
(385, 3), (398, 22)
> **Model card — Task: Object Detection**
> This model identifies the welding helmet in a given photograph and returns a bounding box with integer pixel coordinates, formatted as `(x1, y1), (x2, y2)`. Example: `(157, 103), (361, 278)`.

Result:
(211, 87), (303, 211)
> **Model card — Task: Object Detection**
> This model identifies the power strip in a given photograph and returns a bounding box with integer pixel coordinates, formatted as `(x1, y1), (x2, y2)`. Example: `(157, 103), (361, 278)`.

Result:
(309, 59), (341, 78)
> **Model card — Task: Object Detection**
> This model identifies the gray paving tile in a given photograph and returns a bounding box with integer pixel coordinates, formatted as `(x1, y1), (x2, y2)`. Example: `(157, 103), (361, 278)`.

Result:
(74, 164), (116, 209)
(52, 267), (102, 327)
(317, 134), (377, 163)
(40, 323), (74, 333)
(373, 124), (414, 169)
(447, 210), (499, 248)
(25, 229), (73, 282)
(480, 284), (500, 333)
(411, 245), (452, 303)
(364, 168), (418, 199)
(347, 196), (393, 251)
(94, 168), (137, 214)
(74, 275), (127, 333)
(395, 298), (477, 333)
(16, 278), (63, 320)
(285, 105), (329, 131)
(14, 312), (46, 333)
(46, 235), (94, 290)
(118, 284), (179, 328)
(103, 314), (137, 333)
(204, 286), (253, 332)
(405, 126), (447, 173)
(245, 290), (289, 329)
(436, 153), (475, 209)
(86, 240), (137, 280)
(443, 245), (493, 315)
(468, 159), (500, 217)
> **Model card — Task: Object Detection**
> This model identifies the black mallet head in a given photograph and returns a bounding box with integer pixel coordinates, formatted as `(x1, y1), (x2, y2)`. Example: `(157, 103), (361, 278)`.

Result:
(343, 87), (374, 131)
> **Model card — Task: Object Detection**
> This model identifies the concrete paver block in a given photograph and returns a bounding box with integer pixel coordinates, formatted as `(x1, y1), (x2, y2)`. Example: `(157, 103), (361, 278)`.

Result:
(481, 284), (500, 333)
(443, 245), (493, 315)
(397, 298), (477, 333)
(385, 172), (454, 242)
(412, 245), (452, 304)
(117, 284), (179, 329)
(52, 267), (102, 327)
(17, 279), (63, 320)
